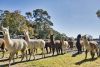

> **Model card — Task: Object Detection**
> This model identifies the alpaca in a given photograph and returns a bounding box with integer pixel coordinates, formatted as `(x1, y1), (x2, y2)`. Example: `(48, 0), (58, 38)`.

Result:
(60, 38), (69, 54)
(1, 26), (28, 67)
(49, 34), (68, 55)
(23, 30), (45, 60)
(44, 39), (52, 54)
(82, 35), (99, 59)
(0, 38), (6, 58)
(80, 40), (85, 52)
(52, 39), (68, 55)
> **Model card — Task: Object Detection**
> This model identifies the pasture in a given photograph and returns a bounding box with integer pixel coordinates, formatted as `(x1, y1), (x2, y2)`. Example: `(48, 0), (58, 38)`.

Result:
(0, 50), (100, 67)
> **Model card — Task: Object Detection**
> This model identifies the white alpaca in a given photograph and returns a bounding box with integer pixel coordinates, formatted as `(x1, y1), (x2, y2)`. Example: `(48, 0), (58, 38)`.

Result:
(61, 39), (69, 53)
(23, 30), (45, 60)
(1, 26), (28, 67)
(82, 35), (98, 59)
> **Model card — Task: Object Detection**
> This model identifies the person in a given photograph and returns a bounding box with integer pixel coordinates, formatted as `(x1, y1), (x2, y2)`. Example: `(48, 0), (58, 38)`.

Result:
(76, 34), (82, 54)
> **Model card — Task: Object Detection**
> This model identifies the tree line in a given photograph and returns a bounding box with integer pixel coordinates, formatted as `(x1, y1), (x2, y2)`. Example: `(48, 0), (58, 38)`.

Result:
(0, 9), (67, 39)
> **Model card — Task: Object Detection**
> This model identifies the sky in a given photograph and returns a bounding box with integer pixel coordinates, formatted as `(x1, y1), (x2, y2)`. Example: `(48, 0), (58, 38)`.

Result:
(0, 0), (100, 38)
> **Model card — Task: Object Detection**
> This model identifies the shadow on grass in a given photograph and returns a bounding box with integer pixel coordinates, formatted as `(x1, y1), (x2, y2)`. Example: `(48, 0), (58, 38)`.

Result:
(0, 58), (9, 62)
(75, 58), (97, 65)
(0, 54), (61, 67)
(72, 52), (82, 57)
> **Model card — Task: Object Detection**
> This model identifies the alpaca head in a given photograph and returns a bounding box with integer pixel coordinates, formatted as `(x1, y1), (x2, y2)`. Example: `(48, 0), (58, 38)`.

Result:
(82, 35), (87, 40)
(23, 29), (29, 37)
(1, 26), (9, 36)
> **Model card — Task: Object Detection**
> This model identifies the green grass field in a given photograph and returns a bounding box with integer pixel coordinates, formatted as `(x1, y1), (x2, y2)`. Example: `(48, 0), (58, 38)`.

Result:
(0, 51), (100, 67)
(11, 52), (100, 67)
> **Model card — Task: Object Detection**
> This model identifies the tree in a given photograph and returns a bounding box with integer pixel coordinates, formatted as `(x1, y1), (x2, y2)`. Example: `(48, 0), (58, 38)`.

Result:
(96, 10), (100, 18)
(25, 9), (53, 38)
(0, 10), (32, 35)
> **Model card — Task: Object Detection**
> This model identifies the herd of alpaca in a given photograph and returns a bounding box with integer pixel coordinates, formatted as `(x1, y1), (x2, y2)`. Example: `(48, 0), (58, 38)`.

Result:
(0, 26), (69, 67)
(0, 26), (100, 67)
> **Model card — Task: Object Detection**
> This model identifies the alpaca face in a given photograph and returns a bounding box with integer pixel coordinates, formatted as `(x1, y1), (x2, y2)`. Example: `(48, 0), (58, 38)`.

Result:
(23, 30), (29, 37)
(1, 27), (9, 36)
(82, 35), (87, 40)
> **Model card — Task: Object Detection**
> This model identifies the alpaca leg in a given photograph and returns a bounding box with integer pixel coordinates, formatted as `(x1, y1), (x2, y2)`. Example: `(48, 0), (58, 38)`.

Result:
(9, 52), (15, 67)
(32, 49), (35, 60)
(16, 52), (18, 58)
(29, 49), (33, 60)
(96, 49), (99, 57)
(23, 49), (28, 61)
(56, 47), (59, 55)
(46, 47), (48, 54)
(9, 53), (11, 67)
(82, 46), (84, 52)
(99, 48), (100, 56)
(49, 46), (52, 53)
(42, 48), (45, 58)
(85, 50), (88, 59)
(91, 51), (95, 59)
(52, 47), (55, 56)
(25, 50), (28, 61)
(35, 49), (37, 54)
(61, 47), (64, 54)
(20, 50), (26, 62)
(21, 51), (24, 62)
(41, 48), (44, 58)
(28, 49), (30, 55)
(2, 50), (5, 58)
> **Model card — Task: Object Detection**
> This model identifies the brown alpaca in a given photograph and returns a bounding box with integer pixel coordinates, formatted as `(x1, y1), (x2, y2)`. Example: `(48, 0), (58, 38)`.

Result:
(82, 35), (99, 59)
(0, 38), (6, 58)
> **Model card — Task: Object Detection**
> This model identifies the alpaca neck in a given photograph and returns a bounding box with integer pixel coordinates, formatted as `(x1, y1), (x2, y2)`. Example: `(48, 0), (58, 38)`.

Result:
(83, 39), (89, 46)
(4, 33), (11, 45)
(61, 39), (64, 44)
(25, 34), (30, 42)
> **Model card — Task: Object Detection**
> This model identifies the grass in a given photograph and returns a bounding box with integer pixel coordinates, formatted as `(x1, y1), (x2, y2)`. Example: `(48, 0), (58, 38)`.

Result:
(12, 52), (100, 67)
(1, 50), (100, 67)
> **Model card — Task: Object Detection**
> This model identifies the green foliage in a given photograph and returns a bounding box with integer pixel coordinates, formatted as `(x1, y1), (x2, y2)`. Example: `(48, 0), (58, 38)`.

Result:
(25, 9), (54, 39)
(0, 9), (67, 39)
(96, 10), (100, 18)
(0, 10), (32, 35)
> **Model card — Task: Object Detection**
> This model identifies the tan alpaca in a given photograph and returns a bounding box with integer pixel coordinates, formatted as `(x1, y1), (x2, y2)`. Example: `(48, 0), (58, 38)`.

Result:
(1, 26), (28, 67)
(82, 35), (98, 59)
(23, 30), (45, 60)
(60, 38), (69, 54)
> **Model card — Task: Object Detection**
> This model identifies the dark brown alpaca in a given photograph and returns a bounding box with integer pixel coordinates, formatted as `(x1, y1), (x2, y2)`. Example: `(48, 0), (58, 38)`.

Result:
(45, 40), (52, 54)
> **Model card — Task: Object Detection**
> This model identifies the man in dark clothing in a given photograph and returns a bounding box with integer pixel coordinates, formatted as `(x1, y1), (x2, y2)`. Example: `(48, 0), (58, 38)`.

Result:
(76, 34), (82, 54)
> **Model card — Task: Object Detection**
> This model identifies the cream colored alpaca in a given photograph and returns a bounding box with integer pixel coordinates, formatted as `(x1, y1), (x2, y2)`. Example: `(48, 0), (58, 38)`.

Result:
(60, 38), (69, 54)
(23, 30), (45, 60)
(82, 35), (98, 59)
(1, 26), (28, 67)
(80, 40), (85, 51)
